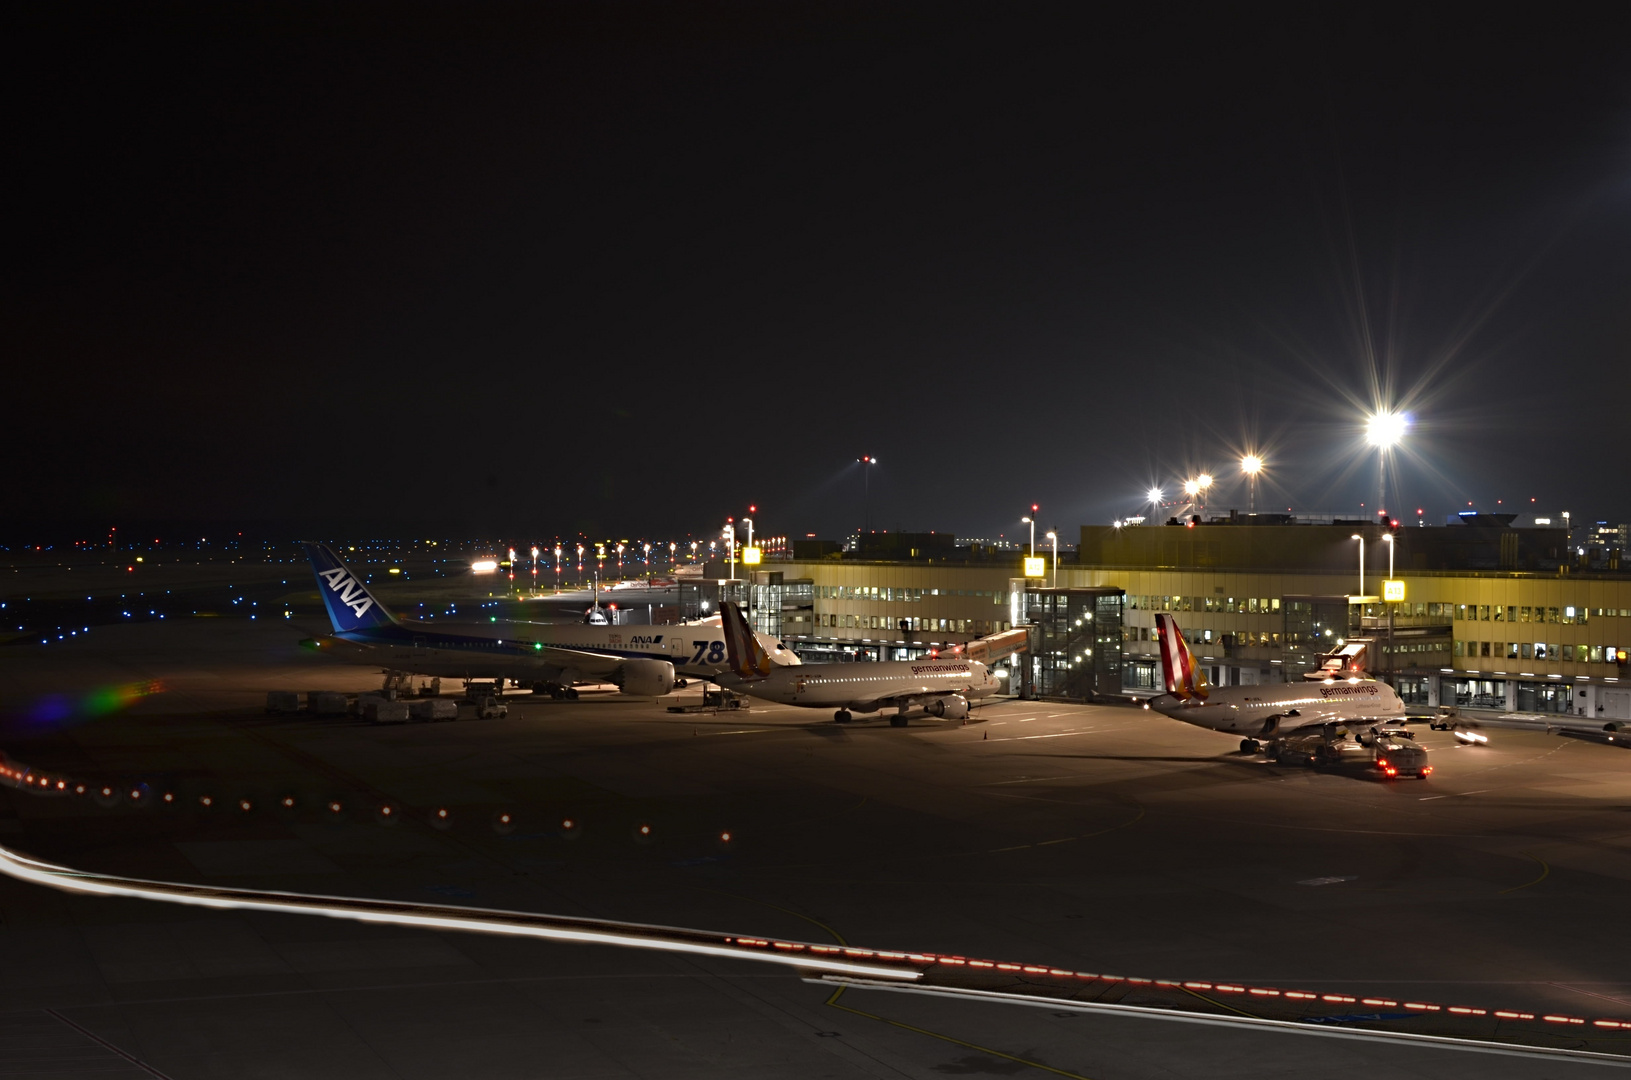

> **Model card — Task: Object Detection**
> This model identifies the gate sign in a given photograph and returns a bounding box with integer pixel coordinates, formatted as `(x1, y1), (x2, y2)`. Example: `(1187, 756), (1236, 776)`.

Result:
(1383, 579), (1406, 602)
(1024, 557), (1046, 578)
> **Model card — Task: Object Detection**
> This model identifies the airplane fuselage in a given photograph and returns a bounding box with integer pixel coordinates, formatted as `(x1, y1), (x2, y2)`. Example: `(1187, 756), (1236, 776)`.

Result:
(724, 658), (999, 711)
(312, 620), (788, 683)
(1148, 678), (1404, 739)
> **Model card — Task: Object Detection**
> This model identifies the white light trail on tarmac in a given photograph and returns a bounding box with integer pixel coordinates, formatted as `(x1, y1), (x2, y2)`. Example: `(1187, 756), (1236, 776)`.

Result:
(818, 978), (1631, 1068)
(0, 845), (916, 983)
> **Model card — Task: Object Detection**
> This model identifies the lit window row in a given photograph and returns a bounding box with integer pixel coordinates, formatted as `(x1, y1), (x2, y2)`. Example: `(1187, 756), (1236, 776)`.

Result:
(1454, 605), (1627, 624)
(814, 585), (1010, 605)
(1455, 641), (1629, 663)
(1126, 595), (1279, 613)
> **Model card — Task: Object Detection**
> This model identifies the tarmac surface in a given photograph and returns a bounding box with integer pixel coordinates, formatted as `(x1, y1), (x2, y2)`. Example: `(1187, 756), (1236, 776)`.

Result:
(4, 616), (1631, 1078)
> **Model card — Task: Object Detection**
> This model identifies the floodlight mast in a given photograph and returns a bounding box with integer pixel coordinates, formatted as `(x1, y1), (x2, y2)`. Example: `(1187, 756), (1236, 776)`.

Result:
(1241, 454), (1262, 514)
(1365, 411), (1407, 516)
(859, 456), (877, 534)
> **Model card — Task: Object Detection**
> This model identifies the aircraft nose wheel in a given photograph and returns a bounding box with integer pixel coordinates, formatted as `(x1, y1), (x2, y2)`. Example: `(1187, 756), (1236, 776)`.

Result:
(834, 710), (852, 723)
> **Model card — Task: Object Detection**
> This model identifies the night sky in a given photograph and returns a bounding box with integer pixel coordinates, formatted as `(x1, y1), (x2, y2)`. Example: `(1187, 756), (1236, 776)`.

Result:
(8, 4), (1629, 544)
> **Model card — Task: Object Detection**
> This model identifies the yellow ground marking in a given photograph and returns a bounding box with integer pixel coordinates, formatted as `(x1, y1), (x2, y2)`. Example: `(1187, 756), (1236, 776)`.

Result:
(1501, 852), (1550, 894)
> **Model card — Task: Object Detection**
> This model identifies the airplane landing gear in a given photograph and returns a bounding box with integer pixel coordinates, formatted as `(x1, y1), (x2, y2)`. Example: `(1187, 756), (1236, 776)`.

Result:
(1240, 738), (1260, 754)
(834, 710), (852, 723)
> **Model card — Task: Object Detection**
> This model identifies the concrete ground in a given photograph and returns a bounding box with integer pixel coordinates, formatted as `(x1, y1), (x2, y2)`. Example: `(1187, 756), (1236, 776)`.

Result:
(3, 619), (1631, 1078)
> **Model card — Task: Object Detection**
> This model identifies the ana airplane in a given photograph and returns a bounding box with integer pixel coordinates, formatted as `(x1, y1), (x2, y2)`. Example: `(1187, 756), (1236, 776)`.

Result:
(300, 543), (797, 697)
(1147, 613), (1405, 752)
(716, 601), (1000, 725)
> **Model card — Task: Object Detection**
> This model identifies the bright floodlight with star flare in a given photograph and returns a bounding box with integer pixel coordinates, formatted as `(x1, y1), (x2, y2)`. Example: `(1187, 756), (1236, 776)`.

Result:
(1241, 454), (1262, 475)
(1366, 411), (1408, 448)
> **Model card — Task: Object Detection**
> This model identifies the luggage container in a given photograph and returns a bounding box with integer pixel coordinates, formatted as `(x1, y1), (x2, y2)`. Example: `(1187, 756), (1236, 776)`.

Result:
(409, 699), (459, 722)
(308, 691), (349, 717)
(362, 698), (410, 724)
(265, 691), (301, 715)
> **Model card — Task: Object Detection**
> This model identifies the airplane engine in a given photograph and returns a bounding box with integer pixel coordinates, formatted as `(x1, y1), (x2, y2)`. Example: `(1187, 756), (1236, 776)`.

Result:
(928, 694), (969, 720)
(612, 658), (676, 697)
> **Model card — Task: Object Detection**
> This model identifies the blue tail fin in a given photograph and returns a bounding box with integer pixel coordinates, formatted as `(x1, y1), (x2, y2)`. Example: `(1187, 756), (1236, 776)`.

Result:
(300, 542), (399, 633)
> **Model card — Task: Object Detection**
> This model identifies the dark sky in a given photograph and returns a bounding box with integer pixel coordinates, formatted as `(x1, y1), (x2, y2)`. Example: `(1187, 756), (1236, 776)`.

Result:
(7, 3), (1629, 544)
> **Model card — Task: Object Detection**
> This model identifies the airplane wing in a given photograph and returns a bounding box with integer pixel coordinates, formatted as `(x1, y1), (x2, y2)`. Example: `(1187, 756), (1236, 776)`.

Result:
(537, 645), (638, 678)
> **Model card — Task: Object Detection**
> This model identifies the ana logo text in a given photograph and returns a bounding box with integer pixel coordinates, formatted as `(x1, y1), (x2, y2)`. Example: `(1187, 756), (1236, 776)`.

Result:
(317, 568), (374, 619)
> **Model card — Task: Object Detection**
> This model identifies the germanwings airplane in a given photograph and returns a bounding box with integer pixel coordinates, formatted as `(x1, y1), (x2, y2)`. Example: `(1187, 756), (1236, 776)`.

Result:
(300, 543), (797, 697)
(1147, 613), (1404, 753)
(716, 601), (1000, 725)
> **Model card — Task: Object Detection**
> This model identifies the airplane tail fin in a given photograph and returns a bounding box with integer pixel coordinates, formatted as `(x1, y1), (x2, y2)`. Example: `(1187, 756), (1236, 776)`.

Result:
(300, 542), (399, 634)
(719, 602), (772, 680)
(1155, 613), (1208, 700)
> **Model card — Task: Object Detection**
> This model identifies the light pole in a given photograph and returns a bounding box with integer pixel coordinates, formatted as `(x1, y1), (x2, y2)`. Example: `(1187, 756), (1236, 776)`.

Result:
(1241, 455), (1262, 515)
(724, 522), (736, 584)
(1183, 478), (1200, 511)
(1046, 530), (1058, 588)
(530, 546), (539, 593)
(1350, 533), (1365, 597)
(1382, 533), (1395, 681)
(554, 545), (562, 592)
(742, 515), (754, 629)
(1197, 473), (1213, 514)
(859, 456), (877, 534)
(1365, 411), (1407, 516)
(1021, 514), (1035, 557)
(576, 543), (584, 581)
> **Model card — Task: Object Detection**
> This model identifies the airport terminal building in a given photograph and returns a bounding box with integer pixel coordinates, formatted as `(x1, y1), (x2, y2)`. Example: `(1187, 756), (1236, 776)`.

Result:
(745, 518), (1631, 722)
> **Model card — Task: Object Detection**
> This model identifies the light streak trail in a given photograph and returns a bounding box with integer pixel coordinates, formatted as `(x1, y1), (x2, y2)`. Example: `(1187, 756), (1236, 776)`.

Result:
(818, 978), (1631, 1068)
(1, 843), (1628, 1064)
(0, 845), (916, 982)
